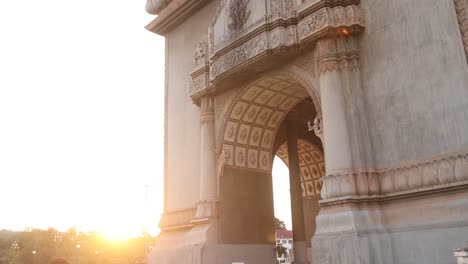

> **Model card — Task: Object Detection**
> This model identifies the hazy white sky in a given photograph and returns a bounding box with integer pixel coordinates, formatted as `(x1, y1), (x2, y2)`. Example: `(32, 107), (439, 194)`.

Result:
(0, 0), (292, 237)
(0, 0), (165, 238)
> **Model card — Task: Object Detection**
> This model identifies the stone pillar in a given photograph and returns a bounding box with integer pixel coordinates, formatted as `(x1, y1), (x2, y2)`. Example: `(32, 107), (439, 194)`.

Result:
(316, 37), (356, 199)
(286, 116), (309, 264)
(194, 95), (218, 221)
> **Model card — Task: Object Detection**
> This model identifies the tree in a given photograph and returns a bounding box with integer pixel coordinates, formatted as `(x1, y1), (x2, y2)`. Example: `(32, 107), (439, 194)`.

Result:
(275, 218), (287, 230)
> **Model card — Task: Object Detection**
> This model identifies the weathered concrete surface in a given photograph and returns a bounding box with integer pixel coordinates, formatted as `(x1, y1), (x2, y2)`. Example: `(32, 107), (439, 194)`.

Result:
(360, 0), (468, 168)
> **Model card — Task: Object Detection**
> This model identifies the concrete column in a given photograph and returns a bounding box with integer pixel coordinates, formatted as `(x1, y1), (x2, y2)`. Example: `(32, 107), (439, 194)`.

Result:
(286, 116), (309, 264)
(320, 69), (353, 171)
(316, 37), (362, 199)
(194, 95), (218, 221)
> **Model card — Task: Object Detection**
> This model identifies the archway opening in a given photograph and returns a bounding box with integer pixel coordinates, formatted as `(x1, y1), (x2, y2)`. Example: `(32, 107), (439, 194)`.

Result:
(271, 98), (324, 263)
(217, 72), (323, 263)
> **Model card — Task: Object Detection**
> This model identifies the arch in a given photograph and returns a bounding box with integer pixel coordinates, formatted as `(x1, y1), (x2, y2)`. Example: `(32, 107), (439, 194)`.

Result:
(276, 139), (325, 196)
(218, 70), (320, 173)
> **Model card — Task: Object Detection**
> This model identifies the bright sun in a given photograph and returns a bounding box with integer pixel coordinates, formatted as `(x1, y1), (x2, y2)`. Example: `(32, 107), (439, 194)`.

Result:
(98, 226), (143, 241)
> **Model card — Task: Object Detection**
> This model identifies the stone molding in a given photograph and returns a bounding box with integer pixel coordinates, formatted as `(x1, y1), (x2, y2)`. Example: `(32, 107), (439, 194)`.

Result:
(321, 149), (468, 200)
(159, 203), (220, 232)
(146, 0), (211, 34)
(193, 200), (219, 222)
(455, 0), (468, 63)
(159, 208), (197, 231)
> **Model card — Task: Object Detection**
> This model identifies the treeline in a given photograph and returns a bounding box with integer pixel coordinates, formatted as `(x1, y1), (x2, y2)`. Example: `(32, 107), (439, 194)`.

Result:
(0, 228), (155, 264)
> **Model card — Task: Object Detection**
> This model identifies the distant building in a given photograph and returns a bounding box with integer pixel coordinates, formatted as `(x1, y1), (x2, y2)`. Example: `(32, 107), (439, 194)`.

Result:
(276, 230), (293, 264)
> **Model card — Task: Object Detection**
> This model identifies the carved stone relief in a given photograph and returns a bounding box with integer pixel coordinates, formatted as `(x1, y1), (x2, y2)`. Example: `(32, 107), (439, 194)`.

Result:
(228, 0), (251, 32)
(208, 3), (364, 82)
(220, 74), (309, 172)
(308, 113), (323, 142)
(276, 139), (325, 196)
(321, 149), (468, 200)
(194, 36), (208, 66)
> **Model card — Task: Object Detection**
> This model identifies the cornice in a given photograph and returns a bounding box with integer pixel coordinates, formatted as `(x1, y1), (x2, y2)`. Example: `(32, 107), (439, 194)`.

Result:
(146, 0), (211, 35)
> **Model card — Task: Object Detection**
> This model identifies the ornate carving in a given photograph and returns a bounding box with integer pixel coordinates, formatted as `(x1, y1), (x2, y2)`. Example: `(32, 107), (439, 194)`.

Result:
(298, 5), (364, 41)
(299, 8), (328, 39)
(190, 36), (211, 103)
(191, 74), (206, 94)
(237, 150), (245, 163)
(284, 0), (294, 16)
(321, 150), (468, 200)
(308, 114), (324, 142)
(270, 0), (281, 18)
(209, 4), (364, 82)
(316, 36), (360, 74)
(211, 33), (268, 79)
(228, 0), (251, 32)
(194, 36), (208, 66)
(455, 0), (468, 63)
(218, 148), (231, 177)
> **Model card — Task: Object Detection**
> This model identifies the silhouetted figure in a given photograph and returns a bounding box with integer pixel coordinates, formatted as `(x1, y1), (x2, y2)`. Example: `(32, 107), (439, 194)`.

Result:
(49, 258), (69, 264)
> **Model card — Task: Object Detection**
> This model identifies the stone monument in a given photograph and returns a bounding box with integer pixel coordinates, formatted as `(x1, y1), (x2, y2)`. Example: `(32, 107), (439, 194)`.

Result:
(145, 0), (468, 263)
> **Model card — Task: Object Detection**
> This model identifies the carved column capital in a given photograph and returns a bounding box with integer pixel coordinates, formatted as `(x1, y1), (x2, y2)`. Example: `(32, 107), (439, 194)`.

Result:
(316, 36), (360, 75)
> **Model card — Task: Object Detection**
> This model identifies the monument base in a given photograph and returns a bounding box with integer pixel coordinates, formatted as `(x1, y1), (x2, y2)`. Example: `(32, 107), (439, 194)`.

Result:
(147, 221), (276, 264)
(312, 190), (468, 264)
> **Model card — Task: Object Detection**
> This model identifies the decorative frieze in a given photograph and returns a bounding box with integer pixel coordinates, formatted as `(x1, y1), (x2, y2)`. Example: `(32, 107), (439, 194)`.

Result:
(455, 0), (468, 63)
(321, 150), (468, 200)
(210, 33), (268, 79)
(204, 0), (365, 85)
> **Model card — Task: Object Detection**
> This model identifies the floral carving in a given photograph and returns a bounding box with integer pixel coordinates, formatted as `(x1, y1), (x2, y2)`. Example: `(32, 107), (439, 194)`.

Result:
(321, 151), (468, 200)
(262, 154), (268, 166)
(239, 128), (247, 140)
(284, 0), (293, 16)
(299, 9), (328, 40)
(270, 0), (281, 18)
(211, 33), (268, 78)
(252, 131), (260, 143)
(227, 126), (234, 138)
(249, 152), (257, 165)
(237, 150), (245, 163)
